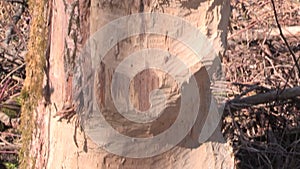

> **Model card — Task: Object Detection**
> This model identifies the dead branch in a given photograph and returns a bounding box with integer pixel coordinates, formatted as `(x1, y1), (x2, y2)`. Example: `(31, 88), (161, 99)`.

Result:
(229, 86), (300, 107)
(228, 26), (300, 44)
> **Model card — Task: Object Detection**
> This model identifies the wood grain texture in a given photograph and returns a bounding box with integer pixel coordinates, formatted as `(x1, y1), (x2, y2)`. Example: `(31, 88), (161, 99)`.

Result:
(44, 0), (234, 168)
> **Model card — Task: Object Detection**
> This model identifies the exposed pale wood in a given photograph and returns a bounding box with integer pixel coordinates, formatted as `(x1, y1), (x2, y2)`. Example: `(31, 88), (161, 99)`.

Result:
(28, 0), (234, 168)
(228, 26), (300, 43)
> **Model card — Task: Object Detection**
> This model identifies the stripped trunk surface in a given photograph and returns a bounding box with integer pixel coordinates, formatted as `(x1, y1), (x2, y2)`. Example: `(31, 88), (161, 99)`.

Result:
(24, 0), (233, 168)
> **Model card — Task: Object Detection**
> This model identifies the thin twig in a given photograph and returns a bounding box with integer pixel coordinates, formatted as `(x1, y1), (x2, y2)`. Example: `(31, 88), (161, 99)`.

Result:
(0, 63), (25, 85)
(4, 0), (25, 3)
(0, 132), (21, 138)
(4, 3), (25, 44)
(0, 136), (17, 148)
(226, 106), (247, 144)
(0, 79), (10, 101)
(264, 54), (293, 87)
(0, 150), (18, 154)
(270, 0), (300, 78)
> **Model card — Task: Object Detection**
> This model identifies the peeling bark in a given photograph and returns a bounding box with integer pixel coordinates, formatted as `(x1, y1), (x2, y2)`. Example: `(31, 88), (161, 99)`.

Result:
(26, 0), (233, 168)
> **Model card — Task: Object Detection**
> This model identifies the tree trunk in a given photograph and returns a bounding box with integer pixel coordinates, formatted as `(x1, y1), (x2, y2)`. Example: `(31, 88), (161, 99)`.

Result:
(21, 0), (233, 168)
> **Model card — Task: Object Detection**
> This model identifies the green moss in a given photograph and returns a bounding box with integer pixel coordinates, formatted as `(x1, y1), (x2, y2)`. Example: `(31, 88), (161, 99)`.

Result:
(1, 107), (18, 118)
(0, 122), (4, 131)
(4, 162), (18, 169)
(20, 89), (29, 101)
(19, 0), (49, 168)
(15, 95), (23, 106)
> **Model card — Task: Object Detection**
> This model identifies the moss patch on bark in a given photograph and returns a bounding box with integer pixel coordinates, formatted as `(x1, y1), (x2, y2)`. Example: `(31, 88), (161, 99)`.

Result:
(19, 0), (48, 168)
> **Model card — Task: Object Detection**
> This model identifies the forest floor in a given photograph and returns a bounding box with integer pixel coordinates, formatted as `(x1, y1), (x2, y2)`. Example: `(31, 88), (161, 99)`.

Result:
(0, 0), (299, 168)
(0, 0), (29, 168)
(222, 0), (300, 168)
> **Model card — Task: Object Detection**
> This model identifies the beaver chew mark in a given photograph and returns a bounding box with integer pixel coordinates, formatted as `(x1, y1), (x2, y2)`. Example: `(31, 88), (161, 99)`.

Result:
(131, 69), (159, 112)
(130, 69), (177, 113)
(95, 67), (180, 138)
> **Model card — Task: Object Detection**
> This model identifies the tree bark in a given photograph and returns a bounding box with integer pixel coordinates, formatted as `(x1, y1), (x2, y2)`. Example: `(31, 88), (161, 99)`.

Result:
(22, 0), (233, 168)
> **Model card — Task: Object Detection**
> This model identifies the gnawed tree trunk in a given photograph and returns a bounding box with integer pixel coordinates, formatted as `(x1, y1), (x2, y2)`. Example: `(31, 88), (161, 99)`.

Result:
(21, 0), (233, 168)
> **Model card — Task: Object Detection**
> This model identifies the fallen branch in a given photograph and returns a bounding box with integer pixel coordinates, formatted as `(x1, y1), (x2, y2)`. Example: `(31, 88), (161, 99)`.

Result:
(228, 26), (300, 43)
(228, 86), (300, 107)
